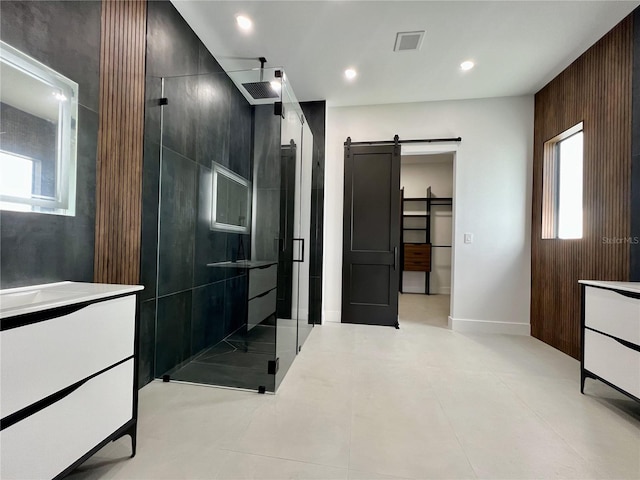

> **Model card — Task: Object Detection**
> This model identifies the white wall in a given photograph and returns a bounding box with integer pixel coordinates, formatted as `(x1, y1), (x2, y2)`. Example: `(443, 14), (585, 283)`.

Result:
(323, 96), (534, 334)
(401, 159), (454, 294)
(401, 158), (453, 197)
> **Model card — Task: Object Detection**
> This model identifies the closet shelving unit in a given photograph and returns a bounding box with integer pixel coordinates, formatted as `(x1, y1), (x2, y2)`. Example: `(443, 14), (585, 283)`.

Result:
(400, 186), (452, 295)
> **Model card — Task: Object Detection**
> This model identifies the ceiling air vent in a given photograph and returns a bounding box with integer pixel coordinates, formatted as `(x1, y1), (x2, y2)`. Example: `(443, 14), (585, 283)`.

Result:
(394, 31), (425, 52)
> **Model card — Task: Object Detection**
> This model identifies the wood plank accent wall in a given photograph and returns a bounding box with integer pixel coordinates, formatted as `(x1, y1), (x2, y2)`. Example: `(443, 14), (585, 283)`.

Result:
(94, 0), (147, 284)
(532, 16), (633, 359)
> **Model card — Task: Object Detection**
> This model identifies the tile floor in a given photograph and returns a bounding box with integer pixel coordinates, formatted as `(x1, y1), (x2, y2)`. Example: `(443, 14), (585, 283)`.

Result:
(70, 294), (640, 480)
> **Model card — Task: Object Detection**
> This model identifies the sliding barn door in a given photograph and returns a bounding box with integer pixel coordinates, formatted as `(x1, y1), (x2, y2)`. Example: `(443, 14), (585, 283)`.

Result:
(342, 142), (401, 327)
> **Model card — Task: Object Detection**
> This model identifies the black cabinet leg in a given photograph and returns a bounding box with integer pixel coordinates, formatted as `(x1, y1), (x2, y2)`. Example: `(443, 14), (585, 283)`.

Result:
(130, 431), (137, 458)
(122, 423), (137, 458)
(581, 370), (588, 394)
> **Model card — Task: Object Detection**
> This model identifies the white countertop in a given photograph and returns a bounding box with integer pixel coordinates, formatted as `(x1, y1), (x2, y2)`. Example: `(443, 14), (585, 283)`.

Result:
(0, 281), (143, 319)
(579, 280), (640, 295)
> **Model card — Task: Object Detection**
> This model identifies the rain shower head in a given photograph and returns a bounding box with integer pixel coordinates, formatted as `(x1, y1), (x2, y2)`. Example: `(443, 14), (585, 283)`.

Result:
(242, 57), (279, 100)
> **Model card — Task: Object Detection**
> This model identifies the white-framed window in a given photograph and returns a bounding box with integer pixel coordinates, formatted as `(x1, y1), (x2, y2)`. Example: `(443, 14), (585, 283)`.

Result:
(0, 41), (78, 216)
(542, 122), (584, 239)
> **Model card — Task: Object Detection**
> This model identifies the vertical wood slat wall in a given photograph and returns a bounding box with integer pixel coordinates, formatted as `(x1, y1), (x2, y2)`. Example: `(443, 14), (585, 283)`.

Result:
(531, 17), (633, 359)
(94, 0), (147, 284)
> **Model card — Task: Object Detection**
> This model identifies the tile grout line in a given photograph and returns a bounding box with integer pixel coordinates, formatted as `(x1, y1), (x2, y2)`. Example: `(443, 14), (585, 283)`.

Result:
(427, 372), (480, 480)
(214, 446), (349, 473)
(493, 372), (603, 474)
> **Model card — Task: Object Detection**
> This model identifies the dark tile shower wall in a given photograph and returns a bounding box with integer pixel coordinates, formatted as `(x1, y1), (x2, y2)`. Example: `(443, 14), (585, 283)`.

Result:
(140, 0), (253, 387)
(301, 101), (326, 325)
(0, 1), (100, 289)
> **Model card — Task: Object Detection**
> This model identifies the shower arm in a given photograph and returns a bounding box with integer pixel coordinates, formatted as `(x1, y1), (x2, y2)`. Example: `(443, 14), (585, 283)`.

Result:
(259, 57), (267, 82)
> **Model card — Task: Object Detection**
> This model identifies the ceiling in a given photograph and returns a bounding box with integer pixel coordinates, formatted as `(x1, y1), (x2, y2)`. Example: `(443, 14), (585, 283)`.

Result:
(172, 0), (639, 107)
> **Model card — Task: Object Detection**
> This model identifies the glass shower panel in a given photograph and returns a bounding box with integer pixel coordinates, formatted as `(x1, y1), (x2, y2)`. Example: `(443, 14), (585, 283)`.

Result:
(154, 71), (278, 392)
(275, 78), (303, 390)
(297, 121), (314, 350)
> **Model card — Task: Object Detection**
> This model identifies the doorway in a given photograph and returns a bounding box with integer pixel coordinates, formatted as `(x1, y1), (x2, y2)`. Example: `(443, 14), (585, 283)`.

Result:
(399, 153), (454, 327)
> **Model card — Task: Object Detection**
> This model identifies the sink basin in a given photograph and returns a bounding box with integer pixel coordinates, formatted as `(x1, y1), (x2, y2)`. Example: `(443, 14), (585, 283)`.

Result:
(1, 290), (41, 309)
(0, 289), (80, 310)
(0, 281), (144, 320)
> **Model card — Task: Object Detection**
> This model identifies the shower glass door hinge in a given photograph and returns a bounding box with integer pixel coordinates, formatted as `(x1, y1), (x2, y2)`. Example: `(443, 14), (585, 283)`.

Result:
(158, 98), (168, 106)
(274, 102), (284, 118)
(268, 358), (279, 375)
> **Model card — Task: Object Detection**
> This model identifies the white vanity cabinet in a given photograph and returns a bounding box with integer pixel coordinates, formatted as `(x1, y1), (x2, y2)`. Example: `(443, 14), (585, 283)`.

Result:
(0, 282), (143, 480)
(579, 281), (640, 402)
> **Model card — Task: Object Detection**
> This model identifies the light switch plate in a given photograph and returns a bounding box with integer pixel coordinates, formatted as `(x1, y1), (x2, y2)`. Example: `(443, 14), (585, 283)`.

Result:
(464, 233), (473, 244)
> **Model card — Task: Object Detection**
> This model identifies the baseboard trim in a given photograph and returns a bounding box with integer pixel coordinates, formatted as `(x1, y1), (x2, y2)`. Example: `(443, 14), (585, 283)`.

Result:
(323, 310), (341, 323)
(448, 316), (530, 335)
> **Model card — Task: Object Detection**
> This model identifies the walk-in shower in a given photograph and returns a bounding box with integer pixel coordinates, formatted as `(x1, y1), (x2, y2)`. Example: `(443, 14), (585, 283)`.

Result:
(147, 65), (313, 392)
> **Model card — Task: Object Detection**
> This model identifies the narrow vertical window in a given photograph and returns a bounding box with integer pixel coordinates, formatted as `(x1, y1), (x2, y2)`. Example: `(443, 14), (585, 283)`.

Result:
(542, 122), (583, 239)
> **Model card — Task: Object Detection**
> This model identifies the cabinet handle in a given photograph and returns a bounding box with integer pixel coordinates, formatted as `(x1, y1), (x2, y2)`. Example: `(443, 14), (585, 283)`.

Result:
(252, 288), (274, 299)
(614, 289), (640, 300)
(0, 356), (132, 431)
(1, 303), (89, 332)
(586, 326), (640, 353)
(613, 336), (640, 353)
(393, 247), (398, 270)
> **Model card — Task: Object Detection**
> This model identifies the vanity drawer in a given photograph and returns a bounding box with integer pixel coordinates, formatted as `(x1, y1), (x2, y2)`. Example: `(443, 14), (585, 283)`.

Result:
(249, 264), (277, 299)
(1, 359), (134, 480)
(584, 329), (640, 399)
(0, 295), (135, 419)
(248, 289), (276, 330)
(585, 287), (640, 345)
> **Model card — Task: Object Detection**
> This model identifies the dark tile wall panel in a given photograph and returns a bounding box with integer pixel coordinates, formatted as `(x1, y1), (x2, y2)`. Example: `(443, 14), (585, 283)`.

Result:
(0, 2), (100, 289)
(229, 93), (254, 180)
(162, 75), (199, 160)
(138, 299), (157, 387)
(532, 16), (633, 358)
(196, 73), (232, 168)
(157, 147), (197, 296)
(191, 282), (226, 356)
(145, 0), (199, 78)
(140, 138), (161, 302)
(156, 291), (192, 376)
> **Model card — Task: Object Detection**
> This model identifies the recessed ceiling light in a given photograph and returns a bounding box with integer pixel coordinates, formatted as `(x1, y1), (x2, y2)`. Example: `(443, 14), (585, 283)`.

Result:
(345, 68), (357, 80)
(460, 60), (475, 71)
(236, 15), (253, 31)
